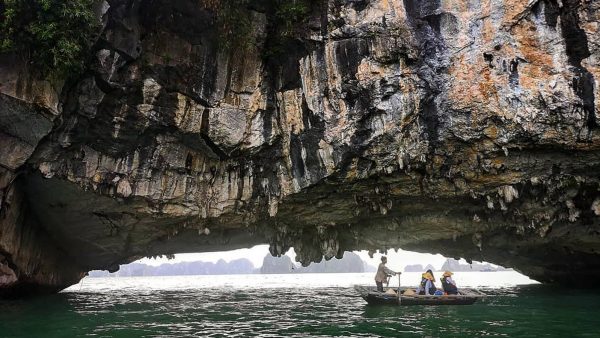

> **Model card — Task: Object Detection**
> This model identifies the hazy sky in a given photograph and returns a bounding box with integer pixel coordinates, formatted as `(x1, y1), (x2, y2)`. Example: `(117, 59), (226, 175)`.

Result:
(136, 245), (469, 272)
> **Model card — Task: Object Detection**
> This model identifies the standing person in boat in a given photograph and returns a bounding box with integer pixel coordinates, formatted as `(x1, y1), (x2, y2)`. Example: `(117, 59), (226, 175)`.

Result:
(440, 271), (458, 295)
(374, 256), (397, 292)
(416, 269), (437, 295)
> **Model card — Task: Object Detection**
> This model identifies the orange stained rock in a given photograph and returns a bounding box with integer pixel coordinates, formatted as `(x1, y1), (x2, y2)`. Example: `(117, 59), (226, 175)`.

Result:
(391, 0), (408, 20)
(483, 125), (499, 139)
(379, 0), (390, 12)
(441, 0), (468, 13)
(344, 158), (359, 181)
(280, 89), (305, 135)
(511, 22), (555, 90)
(475, 0), (495, 43)
(477, 65), (500, 101)
(501, 0), (534, 29)
(372, 0), (407, 20)
(448, 54), (500, 115)
(481, 17), (494, 45)
(580, 15), (598, 37)
(491, 158), (505, 168)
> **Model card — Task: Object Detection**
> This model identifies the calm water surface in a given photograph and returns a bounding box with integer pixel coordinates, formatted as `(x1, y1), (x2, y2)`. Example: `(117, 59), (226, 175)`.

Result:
(1, 272), (599, 337)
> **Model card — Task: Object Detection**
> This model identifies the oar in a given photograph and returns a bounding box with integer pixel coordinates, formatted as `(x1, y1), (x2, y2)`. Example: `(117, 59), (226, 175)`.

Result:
(397, 273), (401, 305)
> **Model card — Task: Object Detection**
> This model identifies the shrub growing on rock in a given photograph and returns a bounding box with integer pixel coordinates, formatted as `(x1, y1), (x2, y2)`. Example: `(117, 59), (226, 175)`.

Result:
(0, 0), (98, 79)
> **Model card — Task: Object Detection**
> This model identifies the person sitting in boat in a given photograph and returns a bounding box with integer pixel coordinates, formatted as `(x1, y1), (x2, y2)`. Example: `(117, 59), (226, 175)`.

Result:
(440, 271), (458, 295)
(374, 256), (397, 292)
(416, 270), (437, 295)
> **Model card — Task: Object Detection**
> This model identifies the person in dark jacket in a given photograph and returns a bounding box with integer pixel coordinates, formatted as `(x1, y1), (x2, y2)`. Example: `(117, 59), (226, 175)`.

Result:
(440, 271), (458, 295)
(416, 269), (437, 295)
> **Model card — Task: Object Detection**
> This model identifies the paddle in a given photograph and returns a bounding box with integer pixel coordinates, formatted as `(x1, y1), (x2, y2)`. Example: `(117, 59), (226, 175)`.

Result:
(397, 273), (401, 305)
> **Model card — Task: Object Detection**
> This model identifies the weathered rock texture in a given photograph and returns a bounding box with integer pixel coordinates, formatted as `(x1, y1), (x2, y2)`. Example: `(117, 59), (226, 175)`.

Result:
(1, 0), (600, 296)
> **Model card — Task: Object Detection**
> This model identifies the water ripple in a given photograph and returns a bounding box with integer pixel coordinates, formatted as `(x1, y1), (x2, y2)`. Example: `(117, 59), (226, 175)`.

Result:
(1, 275), (600, 337)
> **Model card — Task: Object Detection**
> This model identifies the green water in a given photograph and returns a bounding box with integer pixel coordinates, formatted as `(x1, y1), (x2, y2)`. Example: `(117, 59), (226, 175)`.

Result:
(1, 284), (599, 337)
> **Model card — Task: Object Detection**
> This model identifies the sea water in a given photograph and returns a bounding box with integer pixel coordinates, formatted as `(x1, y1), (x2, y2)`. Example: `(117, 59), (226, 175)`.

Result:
(1, 272), (599, 337)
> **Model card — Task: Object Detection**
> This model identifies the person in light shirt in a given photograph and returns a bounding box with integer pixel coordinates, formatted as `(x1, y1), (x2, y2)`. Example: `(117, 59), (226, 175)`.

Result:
(374, 256), (397, 292)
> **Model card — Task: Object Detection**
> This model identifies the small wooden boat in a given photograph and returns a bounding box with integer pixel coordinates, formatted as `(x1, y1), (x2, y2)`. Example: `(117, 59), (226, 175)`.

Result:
(354, 285), (486, 306)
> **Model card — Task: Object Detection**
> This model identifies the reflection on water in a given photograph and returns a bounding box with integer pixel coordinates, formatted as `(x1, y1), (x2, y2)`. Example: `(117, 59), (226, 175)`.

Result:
(1, 272), (599, 337)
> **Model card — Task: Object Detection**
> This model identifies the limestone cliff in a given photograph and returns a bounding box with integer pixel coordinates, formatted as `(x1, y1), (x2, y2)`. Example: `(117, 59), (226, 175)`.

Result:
(1, 0), (599, 296)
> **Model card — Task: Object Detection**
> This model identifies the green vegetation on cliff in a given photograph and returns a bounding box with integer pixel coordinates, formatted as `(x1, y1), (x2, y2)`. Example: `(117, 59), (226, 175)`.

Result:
(264, 0), (316, 59)
(273, 0), (312, 37)
(0, 0), (98, 79)
(204, 0), (314, 52)
(0, 0), (315, 76)
(200, 0), (253, 51)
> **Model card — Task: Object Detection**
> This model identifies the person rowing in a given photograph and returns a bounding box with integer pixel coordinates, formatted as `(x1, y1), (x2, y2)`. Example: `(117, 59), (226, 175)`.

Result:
(374, 256), (398, 292)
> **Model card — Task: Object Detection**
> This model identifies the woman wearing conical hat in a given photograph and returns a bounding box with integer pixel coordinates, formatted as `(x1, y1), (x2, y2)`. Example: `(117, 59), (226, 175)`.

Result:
(440, 271), (458, 295)
(416, 269), (437, 295)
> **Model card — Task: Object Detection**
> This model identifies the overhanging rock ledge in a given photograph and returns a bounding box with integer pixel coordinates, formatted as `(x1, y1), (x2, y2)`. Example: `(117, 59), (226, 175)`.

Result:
(1, 0), (600, 297)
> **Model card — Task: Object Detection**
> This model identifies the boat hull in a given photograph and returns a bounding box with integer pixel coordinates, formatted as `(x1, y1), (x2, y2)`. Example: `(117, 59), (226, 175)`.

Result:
(355, 286), (484, 306)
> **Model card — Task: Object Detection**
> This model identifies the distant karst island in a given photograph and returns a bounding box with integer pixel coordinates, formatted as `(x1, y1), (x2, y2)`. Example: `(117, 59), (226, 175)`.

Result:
(260, 252), (376, 274)
(89, 252), (376, 277)
(404, 259), (511, 272)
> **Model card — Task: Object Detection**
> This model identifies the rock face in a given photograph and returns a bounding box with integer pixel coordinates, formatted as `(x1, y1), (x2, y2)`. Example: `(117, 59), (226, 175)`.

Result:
(1, 0), (600, 296)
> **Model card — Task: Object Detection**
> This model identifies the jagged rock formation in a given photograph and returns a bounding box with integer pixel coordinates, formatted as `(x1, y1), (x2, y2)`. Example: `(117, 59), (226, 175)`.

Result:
(1, 0), (599, 296)
(261, 251), (367, 273)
